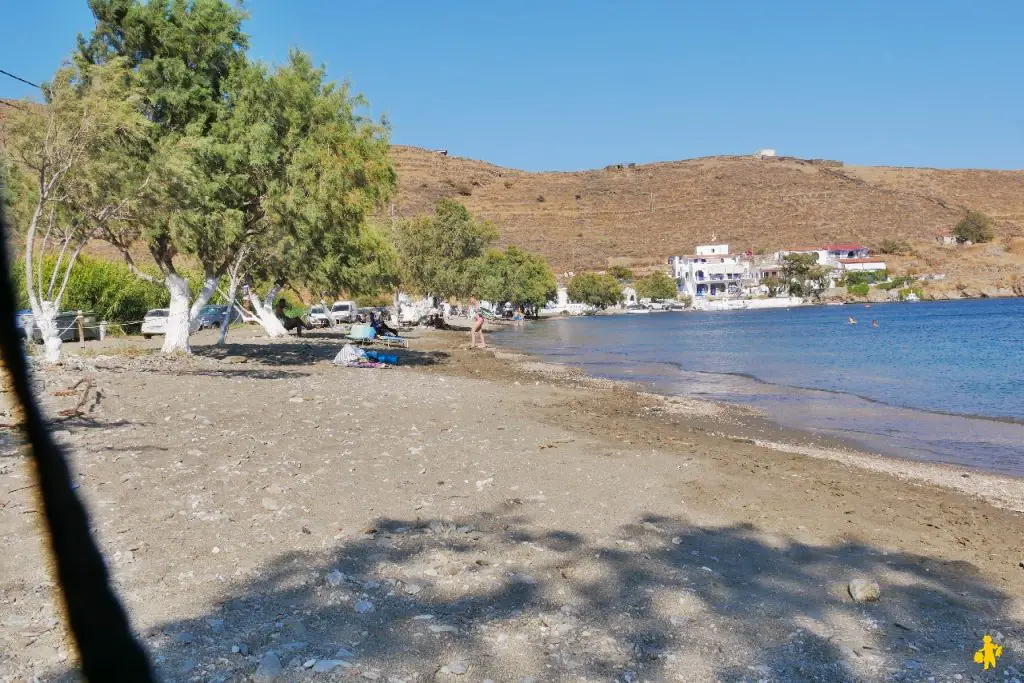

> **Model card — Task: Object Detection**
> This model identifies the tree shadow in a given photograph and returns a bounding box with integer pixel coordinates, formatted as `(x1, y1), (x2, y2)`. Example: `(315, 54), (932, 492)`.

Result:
(194, 341), (449, 369)
(39, 510), (1020, 682)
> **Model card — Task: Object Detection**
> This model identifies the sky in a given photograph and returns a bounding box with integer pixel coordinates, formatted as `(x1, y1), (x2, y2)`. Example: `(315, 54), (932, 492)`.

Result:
(2, 1), (1022, 171)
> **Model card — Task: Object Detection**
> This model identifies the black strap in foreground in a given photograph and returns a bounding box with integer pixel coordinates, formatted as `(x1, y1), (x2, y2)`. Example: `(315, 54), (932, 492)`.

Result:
(0, 209), (154, 680)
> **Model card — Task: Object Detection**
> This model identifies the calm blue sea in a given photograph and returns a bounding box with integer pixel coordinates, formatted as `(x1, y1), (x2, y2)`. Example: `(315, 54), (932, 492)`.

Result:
(497, 299), (1024, 477)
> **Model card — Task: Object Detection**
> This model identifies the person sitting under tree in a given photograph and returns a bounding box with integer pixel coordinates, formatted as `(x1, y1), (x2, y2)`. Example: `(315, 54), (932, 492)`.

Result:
(274, 298), (310, 336)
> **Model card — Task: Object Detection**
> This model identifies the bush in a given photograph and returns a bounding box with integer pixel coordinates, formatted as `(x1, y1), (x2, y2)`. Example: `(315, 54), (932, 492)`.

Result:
(877, 239), (912, 255)
(607, 265), (634, 282)
(12, 256), (170, 330)
(848, 283), (869, 297)
(841, 270), (887, 287)
(877, 274), (916, 291)
(953, 210), (994, 243)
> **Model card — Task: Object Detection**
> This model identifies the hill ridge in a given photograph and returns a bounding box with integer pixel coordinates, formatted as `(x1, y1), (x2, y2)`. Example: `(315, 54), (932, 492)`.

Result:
(389, 146), (1024, 277)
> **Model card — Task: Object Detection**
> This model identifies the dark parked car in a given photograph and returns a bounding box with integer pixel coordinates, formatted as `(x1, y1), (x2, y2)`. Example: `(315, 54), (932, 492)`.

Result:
(31, 311), (101, 343)
(195, 304), (240, 330)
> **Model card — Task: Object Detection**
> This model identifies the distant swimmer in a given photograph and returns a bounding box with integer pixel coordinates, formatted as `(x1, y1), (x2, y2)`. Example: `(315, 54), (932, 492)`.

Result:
(848, 316), (858, 325)
(871, 320), (879, 328)
(865, 303), (872, 308)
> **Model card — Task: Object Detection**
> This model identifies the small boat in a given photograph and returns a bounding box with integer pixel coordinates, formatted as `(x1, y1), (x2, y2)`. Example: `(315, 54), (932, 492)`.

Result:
(625, 306), (650, 314)
(848, 316), (858, 325)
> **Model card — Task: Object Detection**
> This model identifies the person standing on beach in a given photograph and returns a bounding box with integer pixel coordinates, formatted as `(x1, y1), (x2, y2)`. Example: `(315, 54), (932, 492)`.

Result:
(469, 297), (486, 349)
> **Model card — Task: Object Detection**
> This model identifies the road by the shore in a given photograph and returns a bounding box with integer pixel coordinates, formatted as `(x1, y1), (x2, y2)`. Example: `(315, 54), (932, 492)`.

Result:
(1, 326), (1022, 682)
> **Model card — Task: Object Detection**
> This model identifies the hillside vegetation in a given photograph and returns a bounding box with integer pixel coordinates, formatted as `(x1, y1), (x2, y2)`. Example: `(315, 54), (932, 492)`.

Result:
(389, 146), (1024, 295)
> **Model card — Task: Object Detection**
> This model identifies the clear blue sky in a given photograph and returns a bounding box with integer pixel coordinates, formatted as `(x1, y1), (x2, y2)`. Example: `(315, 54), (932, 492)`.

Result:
(2, 1), (1022, 171)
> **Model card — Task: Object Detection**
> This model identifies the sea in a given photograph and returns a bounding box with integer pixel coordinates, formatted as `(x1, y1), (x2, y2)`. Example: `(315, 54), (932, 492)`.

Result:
(497, 299), (1024, 477)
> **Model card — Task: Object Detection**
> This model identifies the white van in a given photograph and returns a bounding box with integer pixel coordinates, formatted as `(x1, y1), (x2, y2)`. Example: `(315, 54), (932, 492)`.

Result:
(330, 300), (357, 323)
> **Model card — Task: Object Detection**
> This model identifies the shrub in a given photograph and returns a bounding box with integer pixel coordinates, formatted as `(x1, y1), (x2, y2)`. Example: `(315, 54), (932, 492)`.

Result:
(12, 256), (170, 330)
(877, 239), (912, 255)
(953, 210), (994, 243)
(607, 265), (634, 282)
(848, 283), (870, 297)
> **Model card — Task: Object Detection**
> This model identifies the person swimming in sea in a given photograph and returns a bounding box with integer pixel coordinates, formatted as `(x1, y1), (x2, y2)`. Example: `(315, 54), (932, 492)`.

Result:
(871, 319), (879, 328)
(848, 316), (858, 325)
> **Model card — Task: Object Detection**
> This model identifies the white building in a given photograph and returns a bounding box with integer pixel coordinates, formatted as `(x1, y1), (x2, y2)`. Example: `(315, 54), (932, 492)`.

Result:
(839, 257), (887, 273)
(669, 244), (750, 299)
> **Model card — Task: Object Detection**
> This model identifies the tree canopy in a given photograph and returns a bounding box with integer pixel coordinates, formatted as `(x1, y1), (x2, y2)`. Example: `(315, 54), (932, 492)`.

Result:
(953, 210), (994, 244)
(395, 199), (498, 299)
(635, 270), (677, 300)
(780, 253), (831, 300)
(567, 272), (622, 308)
(72, 0), (395, 350)
(473, 245), (556, 308)
(607, 265), (634, 282)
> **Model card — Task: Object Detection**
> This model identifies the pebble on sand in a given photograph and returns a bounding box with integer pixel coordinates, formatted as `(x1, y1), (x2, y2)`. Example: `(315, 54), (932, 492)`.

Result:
(848, 578), (881, 603)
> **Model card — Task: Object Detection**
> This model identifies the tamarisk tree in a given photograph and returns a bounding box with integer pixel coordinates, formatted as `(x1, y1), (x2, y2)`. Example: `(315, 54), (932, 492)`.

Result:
(3, 61), (149, 362)
(81, 2), (393, 351)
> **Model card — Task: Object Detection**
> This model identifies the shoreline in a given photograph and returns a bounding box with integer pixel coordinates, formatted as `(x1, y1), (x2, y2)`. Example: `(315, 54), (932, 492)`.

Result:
(431, 332), (1024, 513)
(4, 326), (1023, 680)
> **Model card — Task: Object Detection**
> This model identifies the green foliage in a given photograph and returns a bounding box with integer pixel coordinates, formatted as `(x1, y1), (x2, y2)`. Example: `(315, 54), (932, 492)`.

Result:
(841, 270), (887, 286)
(877, 274), (916, 291)
(635, 270), (678, 300)
(877, 239), (911, 255)
(953, 210), (994, 243)
(762, 275), (784, 297)
(11, 256), (169, 327)
(355, 294), (392, 308)
(847, 283), (870, 297)
(80, 2), (396, 304)
(567, 272), (622, 308)
(780, 253), (831, 300)
(472, 245), (557, 308)
(607, 265), (634, 282)
(395, 199), (498, 298)
(898, 286), (924, 301)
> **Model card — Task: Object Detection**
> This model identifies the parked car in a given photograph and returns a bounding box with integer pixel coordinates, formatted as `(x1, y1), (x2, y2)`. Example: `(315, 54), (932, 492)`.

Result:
(307, 305), (331, 327)
(141, 309), (169, 339)
(195, 304), (239, 330)
(31, 310), (101, 343)
(330, 300), (357, 323)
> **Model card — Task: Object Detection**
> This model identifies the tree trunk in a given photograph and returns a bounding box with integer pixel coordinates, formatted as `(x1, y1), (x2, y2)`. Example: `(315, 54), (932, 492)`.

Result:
(248, 285), (288, 337)
(188, 275), (220, 334)
(35, 301), (64, 364)
(161, 273), (192, 354)
(217, 277), (240, 346)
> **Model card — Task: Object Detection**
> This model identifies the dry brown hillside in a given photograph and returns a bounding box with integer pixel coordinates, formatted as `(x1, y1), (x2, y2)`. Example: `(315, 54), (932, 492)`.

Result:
(389, 146), (1024, 284)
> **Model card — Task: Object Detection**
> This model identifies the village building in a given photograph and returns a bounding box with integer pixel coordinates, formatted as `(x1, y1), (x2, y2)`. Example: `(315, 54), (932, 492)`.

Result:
(838, 257), (887, 273)
(669, 244), (751, 299)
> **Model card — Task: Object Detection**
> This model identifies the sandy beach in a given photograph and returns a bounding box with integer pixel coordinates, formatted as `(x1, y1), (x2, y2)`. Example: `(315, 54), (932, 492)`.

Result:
(1, 326), (1022, 682)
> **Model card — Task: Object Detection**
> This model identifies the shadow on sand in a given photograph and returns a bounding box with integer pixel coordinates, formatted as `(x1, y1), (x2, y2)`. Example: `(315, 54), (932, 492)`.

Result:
(41, 509), (1019, 682)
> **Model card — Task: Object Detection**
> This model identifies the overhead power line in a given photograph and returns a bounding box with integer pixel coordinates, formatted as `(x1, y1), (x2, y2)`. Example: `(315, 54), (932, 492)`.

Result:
(0, 68), (41, 90)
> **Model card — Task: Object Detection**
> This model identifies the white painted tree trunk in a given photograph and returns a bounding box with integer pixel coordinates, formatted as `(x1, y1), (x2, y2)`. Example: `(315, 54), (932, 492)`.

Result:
(35, 302), (63, 364)
(188, 276), (220, 334)
(161, 273), (193, 354)
(248, 285), (288, 337)
(217, 277), (240, 346)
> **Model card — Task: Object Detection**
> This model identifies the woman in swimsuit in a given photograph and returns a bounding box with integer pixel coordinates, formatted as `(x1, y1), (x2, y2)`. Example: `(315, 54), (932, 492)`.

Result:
(469, 297), (486, 348)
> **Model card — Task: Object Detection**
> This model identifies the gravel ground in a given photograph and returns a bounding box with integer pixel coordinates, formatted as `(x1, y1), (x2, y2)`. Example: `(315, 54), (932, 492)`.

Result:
(1, 327), (1022, 682)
